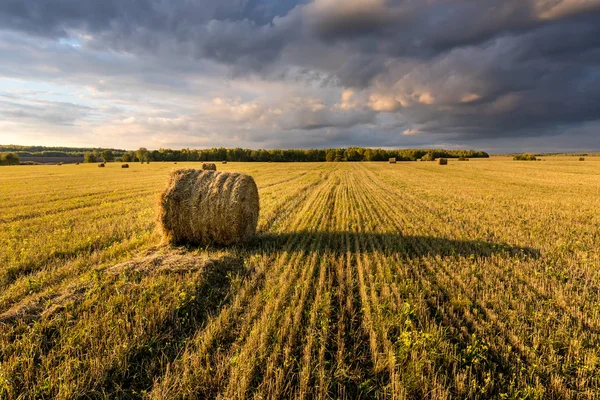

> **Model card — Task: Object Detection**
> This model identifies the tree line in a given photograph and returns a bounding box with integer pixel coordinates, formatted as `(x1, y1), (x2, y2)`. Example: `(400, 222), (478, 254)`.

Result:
(0, 145), (126, 158)
(1, 145), (489, 164)
(97, 147), (489, 163)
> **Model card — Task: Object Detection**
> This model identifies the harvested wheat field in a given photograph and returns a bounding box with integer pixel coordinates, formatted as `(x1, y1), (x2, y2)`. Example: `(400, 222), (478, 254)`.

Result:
(1, 159), (600, 399)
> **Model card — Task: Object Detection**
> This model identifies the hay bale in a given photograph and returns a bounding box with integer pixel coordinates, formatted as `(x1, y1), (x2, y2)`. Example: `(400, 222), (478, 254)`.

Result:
(98, 163), (105, 168)
(438, 158), (448, 165)
(389, 158), (396, 164)
(76, 163), (80, 165)
(202, 163), (217, 171)
(579, 157), (585, 161)
(121, 164), (129, 168)
(222, 161), (228, 164)
(158, 169), (259, 246)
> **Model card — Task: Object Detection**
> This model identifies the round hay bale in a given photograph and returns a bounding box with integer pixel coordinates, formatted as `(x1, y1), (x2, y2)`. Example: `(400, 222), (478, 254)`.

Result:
(222, 161), (228, 164)
(579, 157), (585, 161)
(98, 163), (105, 168)
(158, 169), (259, 246)
(76, 163), (80, 165)
(121, 164), (129, 168)
(389, 158), (397, 164)
(438, 158), (448, 165)
(202, 163), (217, 171)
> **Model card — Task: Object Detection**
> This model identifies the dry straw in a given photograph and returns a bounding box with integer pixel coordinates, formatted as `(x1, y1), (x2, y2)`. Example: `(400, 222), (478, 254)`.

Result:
(121, 164), (129, 168)
(389, 158), (396, 164)
(202, 163), (217, 171)
(158, 169), (259, 246)
(438, 158), (448, 165)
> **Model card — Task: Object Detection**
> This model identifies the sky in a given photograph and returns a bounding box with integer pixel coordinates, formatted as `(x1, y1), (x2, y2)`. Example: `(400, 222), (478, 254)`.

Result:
(0, 0), (599, 153)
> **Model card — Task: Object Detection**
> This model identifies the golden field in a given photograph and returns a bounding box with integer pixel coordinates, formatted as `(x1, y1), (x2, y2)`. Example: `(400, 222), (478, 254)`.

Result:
(1, 158), (599, 399)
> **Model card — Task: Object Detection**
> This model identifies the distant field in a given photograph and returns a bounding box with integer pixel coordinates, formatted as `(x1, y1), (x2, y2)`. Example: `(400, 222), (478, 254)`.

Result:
(1, 159), (599, 399)
(19, 156), (84, 164)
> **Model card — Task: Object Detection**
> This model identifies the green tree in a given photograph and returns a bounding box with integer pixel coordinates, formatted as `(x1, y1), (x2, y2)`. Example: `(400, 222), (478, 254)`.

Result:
(0, 152), (20, 165)
(325, 150), (336, 162)
(136, 147), (150, 162)
(101, 150), (115, 162)
(84, 152), (97, 163)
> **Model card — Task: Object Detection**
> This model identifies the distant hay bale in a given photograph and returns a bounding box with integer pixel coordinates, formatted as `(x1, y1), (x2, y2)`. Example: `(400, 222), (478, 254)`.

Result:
(579, 157), (585, 161)
(158, 169), (259, 246)
(389, 158), (396, 164)
(202, 163), (217, 171)
(76, 163), (80, 165)
(98, 163), (105, 168)
(174, 162), (177, 164)
(121, 164), (129, 168)
(438, 158), (448, 165)
(458, 156), (469, 161)
(222, 161), (228, 164)
(147, 161), (151, 164)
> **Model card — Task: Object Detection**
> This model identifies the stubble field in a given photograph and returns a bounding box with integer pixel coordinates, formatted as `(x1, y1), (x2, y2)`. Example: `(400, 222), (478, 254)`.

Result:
(1, 159), (599, 399)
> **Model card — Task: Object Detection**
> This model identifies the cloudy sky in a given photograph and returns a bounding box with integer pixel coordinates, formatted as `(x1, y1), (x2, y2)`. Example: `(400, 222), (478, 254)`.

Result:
(1, 0), (599, 152)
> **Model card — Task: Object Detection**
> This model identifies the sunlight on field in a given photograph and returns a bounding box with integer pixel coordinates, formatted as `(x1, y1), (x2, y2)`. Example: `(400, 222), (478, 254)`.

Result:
(1, 158), (600, 398)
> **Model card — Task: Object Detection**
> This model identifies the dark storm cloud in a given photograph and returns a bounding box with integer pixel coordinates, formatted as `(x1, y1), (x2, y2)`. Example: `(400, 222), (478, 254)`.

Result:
(0, 0), (599, 150)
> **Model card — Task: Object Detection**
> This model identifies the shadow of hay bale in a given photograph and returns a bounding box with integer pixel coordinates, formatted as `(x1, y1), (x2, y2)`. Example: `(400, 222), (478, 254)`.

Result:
(246, 231), (541, 260)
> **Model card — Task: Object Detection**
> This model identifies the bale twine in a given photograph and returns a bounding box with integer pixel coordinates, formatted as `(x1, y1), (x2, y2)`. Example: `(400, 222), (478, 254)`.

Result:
(98, 163), (105, 168)
(158, 169), (259, 246)
(202, 163), (217, 171)
(438, 158), (448, 165)
(122, 164), (129, 168)
(389, 158), (396, 164)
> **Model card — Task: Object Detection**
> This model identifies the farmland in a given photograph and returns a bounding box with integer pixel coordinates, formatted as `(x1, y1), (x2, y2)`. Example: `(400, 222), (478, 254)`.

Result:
(1, 159), (600, 399)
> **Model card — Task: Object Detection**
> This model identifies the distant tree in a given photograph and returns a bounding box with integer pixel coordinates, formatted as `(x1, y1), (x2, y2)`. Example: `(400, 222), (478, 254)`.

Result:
(513, 153), (537, 161)
(136, 147), (150, 162)
(421, 151), (436, 161)
(344, 148), (363, 161)
(101, 150), (115, 162)
(325, 150), (336, 162)
(121, 153), (132, 162)
(0, 152), (20, 165)
(84, 152), (97, 163)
